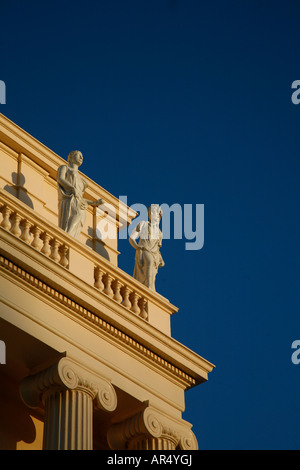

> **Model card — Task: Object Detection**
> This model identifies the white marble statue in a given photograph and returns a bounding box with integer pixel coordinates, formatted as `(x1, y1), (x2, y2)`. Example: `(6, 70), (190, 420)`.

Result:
(129, 204), (165, 291)
(57, 150), (103, 238)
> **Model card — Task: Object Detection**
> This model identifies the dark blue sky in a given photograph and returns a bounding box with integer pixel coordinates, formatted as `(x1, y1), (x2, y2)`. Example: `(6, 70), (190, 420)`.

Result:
(1, 0), (299, 449)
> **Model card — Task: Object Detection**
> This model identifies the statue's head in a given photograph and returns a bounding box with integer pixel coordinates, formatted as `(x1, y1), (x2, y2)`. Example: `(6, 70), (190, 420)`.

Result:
(148, 204), (162, 223)
(67, 150), (83, 166)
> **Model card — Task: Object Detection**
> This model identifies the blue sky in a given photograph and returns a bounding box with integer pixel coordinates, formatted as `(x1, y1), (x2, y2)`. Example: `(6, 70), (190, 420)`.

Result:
(1, 0), (299, 450)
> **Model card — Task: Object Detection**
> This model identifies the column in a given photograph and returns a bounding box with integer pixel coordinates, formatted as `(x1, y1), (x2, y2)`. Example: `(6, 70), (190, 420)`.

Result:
(20, 357), (117, 450)
(42, 388), (94, 450)
(107, 404), (198, 450)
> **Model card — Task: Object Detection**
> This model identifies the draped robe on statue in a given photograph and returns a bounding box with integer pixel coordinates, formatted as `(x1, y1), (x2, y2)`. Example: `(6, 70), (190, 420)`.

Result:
(131, 220), (164, 291)
(57, 165), (88, 239)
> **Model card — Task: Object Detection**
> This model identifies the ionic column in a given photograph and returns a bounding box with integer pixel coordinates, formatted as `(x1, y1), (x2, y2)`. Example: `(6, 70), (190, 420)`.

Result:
(107, 404), (198, 451)
(43, 387), (94, 449)
(20, 357), (117, 450)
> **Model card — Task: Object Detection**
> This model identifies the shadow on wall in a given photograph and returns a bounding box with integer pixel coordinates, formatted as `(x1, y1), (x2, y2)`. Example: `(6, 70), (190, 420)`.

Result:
(87, 226), (110, 261)
(0, 377), (38, 450)
(4, 173), (112, 262)
(4, 172), (34, 209)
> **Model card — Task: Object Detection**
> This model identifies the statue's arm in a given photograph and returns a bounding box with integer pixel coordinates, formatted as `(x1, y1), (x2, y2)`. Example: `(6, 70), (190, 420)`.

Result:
(158, 231), (164, 267)
(129, 223), (141, 250)
(57, 166), (74, 193)
(158, 232), (163, 247)
(84, 198), (104, 207)
(79, 177), (103, 207)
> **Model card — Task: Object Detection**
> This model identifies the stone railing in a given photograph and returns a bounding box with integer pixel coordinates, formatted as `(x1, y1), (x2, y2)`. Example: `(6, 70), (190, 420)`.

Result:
(0, 189), (177, 329)
(94, 265), (148, 319)
(0, 191), (69, 269)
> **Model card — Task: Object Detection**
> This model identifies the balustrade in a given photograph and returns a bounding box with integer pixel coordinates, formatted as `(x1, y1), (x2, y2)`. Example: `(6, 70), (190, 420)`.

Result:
(0, 202), (69, 269)
(0, 192), (152, 323)
(94, 265), (148, 321)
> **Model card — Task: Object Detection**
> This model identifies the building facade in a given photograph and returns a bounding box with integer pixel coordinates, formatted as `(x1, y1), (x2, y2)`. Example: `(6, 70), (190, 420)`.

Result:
(0, 113), (214, 450)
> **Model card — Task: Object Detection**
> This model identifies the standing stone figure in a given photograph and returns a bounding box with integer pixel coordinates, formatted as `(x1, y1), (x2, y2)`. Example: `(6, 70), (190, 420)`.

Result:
(129, 204), (165, 291)
(57, 150), (103, 238)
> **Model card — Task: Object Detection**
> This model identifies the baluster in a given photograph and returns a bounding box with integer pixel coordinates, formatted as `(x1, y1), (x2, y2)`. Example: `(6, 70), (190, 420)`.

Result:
(121, 286), (132, 310)
(139, 297), (148, 320)
(20, 220), (32, 244)
(41, 232), (52, 257)
(31, 226), (42, 250)
(1, 205), (12, 230)
(94, 266), (105, 291)
(103, 274), (114, 298)
(113, 280), (123, 303)
(130, 292), (141, 315)
(50, 238), (60, 263)
(59, 244), (69, 268)
(11, 212), (22, 237)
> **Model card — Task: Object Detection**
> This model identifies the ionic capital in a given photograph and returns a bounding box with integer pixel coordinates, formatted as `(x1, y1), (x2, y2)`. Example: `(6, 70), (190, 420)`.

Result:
(107, 404), (198, 450)
(20, 356), (117, 412)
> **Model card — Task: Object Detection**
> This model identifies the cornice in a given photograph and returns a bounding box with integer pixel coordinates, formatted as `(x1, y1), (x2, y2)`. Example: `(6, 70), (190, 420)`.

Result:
(0, 254), (199, 389)
(0, 231), (214, 390)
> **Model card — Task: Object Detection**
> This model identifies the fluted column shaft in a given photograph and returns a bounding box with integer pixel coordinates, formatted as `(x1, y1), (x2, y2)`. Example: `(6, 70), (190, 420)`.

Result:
(43, 388), (94, 450)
